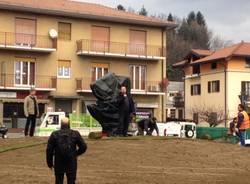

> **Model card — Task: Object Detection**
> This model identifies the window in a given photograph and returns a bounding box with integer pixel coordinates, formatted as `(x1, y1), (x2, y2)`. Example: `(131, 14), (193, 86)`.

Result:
(191, 84), (201, 96)
(193, 113), (199, 124)
(208, 112), (217, 124)
(129, 30), (146, 55)
(178, 109), (183, 119)
(58, 22), (71, 40)
(170, 109), (176, 118)
(58, 60), (71, 78)
(192, 65), (200, 75)
(91, 26), (110, 52)
(246, 58), (250, 68)
(91, 63), (109, 81)
(211, 62), (217, 69)
(241, 81), (250, 96)
(15, 18), (36, 45)
(208, 80), (220, 93)
(4, 102), (44, 118)
(15, 58), (35, 86)
(46, 115), (59, 126)
(129, 65), (146, 90)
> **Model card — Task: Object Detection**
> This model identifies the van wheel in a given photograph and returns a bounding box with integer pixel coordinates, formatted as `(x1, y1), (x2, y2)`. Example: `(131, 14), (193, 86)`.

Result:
(186, 130), (194, 138)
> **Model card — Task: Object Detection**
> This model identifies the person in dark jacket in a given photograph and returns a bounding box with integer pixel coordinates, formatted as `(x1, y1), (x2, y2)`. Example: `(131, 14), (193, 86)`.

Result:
(137, 116), (159, 136)
(117, 86), (135, 136)
(46, 117), (87, 184)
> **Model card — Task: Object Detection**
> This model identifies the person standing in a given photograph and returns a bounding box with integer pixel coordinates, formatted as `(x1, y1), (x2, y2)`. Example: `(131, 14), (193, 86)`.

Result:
(46, 117), (87, 184)
(24, 88), (39, 137)
(236, 104), (250, 146)
(118, 86), (135, 136)
(137, 116), (159, 136)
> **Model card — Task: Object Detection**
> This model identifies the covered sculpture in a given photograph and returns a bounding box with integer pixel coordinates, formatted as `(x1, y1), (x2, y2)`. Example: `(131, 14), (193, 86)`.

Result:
(87, 73), (131, 136)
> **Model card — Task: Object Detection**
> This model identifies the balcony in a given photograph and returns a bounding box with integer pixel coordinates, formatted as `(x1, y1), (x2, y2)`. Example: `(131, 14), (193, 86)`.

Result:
(76, 39), (165, 60)
(0, 32), (57, 52)
(0, 74), (57, 91)
(76, 77), (166, 95)
(173, 96), (184, 107)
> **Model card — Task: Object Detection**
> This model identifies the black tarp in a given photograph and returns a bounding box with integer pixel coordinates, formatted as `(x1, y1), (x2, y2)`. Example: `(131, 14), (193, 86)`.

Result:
(87, 73), (131, 136)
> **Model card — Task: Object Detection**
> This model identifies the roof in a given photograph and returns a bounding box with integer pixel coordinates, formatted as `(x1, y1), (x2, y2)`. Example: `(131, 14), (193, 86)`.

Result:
(173, 49), (212, 68)
(192, 42), (250, 64)
(172, 60), (189, 68)
(191, 49), (213, 57)
(0, 0), (177, 27)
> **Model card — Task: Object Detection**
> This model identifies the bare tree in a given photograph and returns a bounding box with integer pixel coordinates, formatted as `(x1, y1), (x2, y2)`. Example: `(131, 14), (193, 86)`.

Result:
(209, 35), (233, 51)
(191, 105), (230, 127)
(127, 7), (135, 13)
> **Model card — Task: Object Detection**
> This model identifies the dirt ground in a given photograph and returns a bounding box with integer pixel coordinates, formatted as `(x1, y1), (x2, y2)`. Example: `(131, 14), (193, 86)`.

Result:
(0, 137), (250, 184)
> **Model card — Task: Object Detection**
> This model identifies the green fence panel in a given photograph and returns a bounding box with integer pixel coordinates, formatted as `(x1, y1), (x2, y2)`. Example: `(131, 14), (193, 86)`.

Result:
(196, 127), (228, 139)
(69, 114), (101, 128)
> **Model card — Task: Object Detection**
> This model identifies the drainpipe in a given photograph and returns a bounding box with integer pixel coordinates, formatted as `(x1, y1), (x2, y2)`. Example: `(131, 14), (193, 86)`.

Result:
(219, 62), (227, 127)
(161, 28), (165, 122)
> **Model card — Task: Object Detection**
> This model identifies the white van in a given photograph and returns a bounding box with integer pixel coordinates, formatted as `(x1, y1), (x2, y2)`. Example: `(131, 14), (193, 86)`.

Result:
(151, 121), (196, 139)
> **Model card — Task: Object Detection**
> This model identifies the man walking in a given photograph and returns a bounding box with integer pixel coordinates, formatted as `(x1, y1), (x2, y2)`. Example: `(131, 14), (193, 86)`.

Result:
(118, 86), (135, 136)
(236, 104), (250, 146)
(24, 88), (39, 137)
(46, 117), (87, 184)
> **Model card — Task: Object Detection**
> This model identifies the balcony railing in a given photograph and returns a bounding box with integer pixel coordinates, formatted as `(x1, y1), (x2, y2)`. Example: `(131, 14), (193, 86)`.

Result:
(173, 96), (184, 107)
(0, 32), (57, 52)
(76, 77), (166, 95)
(76, 39), (165, 60)
(0, 74), (57, 90)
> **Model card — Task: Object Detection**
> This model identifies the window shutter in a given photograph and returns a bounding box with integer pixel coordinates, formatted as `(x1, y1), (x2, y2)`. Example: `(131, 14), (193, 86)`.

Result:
(208, 82), (211, 93)
(217, 80), (220, 92)
(58, 60), (71, 68)
(58, 22), (71, 40)
(242, 81), (246, 94)
(198, 85), (201, 95)
(191, 85), (193, 96)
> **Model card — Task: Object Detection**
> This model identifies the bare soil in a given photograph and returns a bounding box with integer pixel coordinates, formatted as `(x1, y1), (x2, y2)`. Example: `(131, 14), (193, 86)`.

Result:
(0, 137), (250, 184)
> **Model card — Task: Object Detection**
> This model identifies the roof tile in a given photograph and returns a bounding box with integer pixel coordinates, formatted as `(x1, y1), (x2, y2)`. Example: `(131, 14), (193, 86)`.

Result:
(0, 0), (175, 27)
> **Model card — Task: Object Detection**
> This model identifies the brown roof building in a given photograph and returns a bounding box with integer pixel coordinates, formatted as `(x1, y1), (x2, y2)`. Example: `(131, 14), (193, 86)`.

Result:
(174, 42), (250, 126)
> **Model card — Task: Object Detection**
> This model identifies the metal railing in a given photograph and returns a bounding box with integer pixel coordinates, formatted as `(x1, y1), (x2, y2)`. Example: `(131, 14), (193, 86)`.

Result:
(173, 96), (184, 107)
(76, 77), (166, 93)
(0, 74), (57, 89)
(0, 32), (57, 49)
(76, 39), (165, 57)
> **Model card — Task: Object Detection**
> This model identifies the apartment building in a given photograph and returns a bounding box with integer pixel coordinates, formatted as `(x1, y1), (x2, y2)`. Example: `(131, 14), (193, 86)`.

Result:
(166, 81), (184, 120)
(174, 43), (250, 126)
(0, 0), (175, 127)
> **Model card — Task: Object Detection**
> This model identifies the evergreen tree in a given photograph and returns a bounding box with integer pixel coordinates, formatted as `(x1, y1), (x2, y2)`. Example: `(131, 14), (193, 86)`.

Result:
(167, 11), (210, 81)
(139, 5), (148, 16)
(187, 11), (196, 25)
(117, 4), (126, 11)
(196, 11), (206, 26)
(167, 13), (173, 22)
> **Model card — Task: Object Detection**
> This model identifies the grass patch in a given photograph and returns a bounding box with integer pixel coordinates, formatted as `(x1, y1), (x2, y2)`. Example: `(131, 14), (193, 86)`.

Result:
(0, 141), (47, 153)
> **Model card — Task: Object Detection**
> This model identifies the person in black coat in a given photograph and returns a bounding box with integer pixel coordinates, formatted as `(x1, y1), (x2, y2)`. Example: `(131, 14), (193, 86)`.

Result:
(137, 116), (159, 136)
(117, 86), (135, 136)
(46, 117), (87, 184)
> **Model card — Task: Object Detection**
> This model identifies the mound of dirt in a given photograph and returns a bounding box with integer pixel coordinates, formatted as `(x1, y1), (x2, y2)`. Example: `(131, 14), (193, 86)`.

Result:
(0, 138), (250, 184)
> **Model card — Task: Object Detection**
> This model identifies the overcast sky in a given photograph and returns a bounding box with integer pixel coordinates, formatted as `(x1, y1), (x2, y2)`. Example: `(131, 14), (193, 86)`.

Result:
(77, 0), (250, 43)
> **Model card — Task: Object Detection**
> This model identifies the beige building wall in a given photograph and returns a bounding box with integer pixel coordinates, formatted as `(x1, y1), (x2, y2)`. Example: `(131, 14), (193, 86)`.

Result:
(185, 70), (226, 125)
(0, 10), (166, 121)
